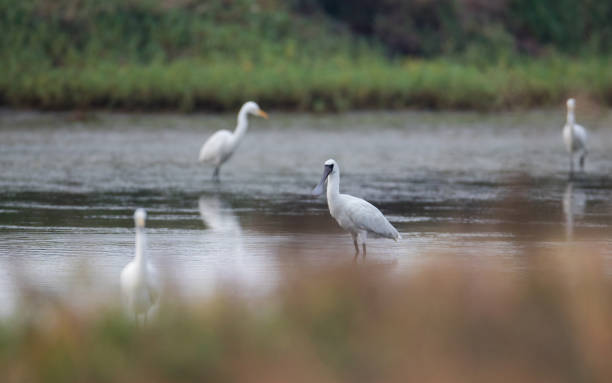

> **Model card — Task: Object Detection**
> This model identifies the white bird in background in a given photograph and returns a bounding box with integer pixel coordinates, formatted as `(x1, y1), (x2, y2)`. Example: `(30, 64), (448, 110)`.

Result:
(121, 208), (159, 322)
(312, 159), (401, 255)
(199, 101), (268, 179)
(563, 98), (588, 174)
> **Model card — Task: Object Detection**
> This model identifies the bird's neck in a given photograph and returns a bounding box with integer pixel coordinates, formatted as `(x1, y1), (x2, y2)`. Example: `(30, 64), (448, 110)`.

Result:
(326, 171), (340, 208)
(233, 109), (249, 142)
(567, 110), (575, 126)
(134, 227), (148, 274)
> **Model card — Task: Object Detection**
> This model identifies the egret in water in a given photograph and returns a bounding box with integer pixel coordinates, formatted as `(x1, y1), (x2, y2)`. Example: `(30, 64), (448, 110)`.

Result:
(563, 98), (588, 174)
(120, 208), (159, 322)
(312, 159), (401, 255)
(199, 101), (268, 179)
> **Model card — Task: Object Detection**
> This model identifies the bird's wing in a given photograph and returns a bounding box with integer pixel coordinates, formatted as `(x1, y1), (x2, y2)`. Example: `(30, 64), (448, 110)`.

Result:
(563, 124), (588, 151)
(563, 124), (572, 144)
(120, 261), (135, 288)
(199, 130), (233, 162)
(342, 194), (400, 240)
(146, 264), (161, 305)
(574, 124), (588, 147)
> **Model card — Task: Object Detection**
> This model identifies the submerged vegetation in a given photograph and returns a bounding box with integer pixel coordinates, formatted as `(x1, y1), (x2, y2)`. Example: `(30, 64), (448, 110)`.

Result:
(3, 251), (612, 382)
(2, 0), (612, 111)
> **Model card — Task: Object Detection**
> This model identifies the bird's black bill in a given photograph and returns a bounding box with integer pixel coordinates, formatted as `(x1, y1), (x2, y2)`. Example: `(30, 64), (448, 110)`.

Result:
(312, 165), (333, 196)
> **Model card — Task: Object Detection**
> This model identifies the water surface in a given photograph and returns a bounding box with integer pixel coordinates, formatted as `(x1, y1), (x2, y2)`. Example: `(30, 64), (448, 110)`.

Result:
(2, 109), (612, 314)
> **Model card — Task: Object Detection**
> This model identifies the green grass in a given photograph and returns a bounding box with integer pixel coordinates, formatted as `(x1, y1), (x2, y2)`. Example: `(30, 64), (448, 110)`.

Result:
(3, 56), (612, 112)
(2, 0), (612, 111)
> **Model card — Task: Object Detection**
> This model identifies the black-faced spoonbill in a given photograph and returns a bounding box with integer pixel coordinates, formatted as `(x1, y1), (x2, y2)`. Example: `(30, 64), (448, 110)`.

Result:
(199, 101), (268, 179)
(563, 98), (588, 175)
(312, 159), (401, 255)
(120, 208), (159, 322)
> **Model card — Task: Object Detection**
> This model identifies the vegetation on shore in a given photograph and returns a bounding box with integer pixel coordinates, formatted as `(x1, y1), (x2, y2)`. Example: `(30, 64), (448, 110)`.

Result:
(4, 57), (612, 112)
(2, 0), (612, 111)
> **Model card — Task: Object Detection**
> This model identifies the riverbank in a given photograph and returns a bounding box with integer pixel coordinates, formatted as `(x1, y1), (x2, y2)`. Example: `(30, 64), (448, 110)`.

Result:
(3, 1), (612, 112)
(2, 57), (612, 112)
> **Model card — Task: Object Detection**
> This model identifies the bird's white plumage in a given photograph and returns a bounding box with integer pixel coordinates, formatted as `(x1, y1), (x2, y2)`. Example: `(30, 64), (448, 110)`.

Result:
(332, 194), (401, 239)
(563, 123), (587, 153)
(120, 208), (159, 320)
(120, 261), (159, 315)
(313, 159), (400, 253)
(562, 98), (588, 172)
(199, 129), (234, 164)
(199, 101), (268, 177)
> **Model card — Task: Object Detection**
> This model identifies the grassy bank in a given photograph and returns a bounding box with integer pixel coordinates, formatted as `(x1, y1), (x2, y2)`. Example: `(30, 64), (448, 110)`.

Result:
(3, 57), (612, 112)
(2, 0), (612, 111)
(2, 252), (612, 382)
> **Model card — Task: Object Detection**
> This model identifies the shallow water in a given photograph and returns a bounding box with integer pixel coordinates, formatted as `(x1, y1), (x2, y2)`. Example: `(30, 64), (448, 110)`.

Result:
(2, 109), (612, 315)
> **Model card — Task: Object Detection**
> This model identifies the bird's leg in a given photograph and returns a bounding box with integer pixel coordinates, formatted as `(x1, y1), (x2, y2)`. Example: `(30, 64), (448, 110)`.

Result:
(212, 167), (220, 181)
(362, 244), (367, 257)
(352, 234), (360, 255)
(569, 154), (574, 179)
(579, 150), (587, 171)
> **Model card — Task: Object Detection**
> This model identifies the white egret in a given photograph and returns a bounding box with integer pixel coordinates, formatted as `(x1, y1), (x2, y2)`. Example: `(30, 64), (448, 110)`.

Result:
(120, 208), (159, 322)
(312, 159), (401, 255)
(563, 98), (588, 174)
(199, 101), (268, 179)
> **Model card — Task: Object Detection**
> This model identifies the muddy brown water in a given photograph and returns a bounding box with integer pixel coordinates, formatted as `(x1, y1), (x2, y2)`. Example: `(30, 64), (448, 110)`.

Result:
(2, 109), (612, 315)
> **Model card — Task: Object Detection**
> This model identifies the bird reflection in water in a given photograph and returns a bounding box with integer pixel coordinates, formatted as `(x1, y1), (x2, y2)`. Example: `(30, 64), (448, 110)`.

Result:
(562, 182), (586, 240)
(198, 196), (268, 290)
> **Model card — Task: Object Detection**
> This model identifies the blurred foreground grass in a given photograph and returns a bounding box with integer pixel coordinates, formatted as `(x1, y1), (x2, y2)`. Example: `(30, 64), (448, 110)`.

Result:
(2, 249), (612, 383)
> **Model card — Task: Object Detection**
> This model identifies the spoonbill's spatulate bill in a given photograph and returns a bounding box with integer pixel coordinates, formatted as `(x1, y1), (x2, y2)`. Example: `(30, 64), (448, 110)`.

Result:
(563, 98), (588, 174)
(312, 159), (401, 255)
(120, 208), (159, 322)
(199, 101), (268, 179)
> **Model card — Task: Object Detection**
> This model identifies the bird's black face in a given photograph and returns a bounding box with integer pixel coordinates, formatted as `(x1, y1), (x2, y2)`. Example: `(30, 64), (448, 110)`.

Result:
(312, 163), (334, 196)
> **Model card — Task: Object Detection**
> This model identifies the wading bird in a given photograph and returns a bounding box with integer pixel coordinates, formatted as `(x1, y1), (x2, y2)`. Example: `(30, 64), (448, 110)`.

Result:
(121, 208), (159, 322)
(563, 98), (588, 175)
(199, 101), (268, 179)
(312, 159), (401, 255)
